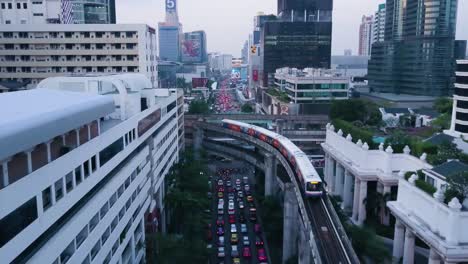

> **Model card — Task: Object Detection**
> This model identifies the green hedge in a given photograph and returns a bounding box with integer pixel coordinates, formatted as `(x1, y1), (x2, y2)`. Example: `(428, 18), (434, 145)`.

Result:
(415, 179), (437, 195)
(332, 119), (376, 148)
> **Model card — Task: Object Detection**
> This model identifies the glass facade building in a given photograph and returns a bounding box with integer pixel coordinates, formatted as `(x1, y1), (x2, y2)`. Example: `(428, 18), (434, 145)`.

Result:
(158, 24), (180, 62)
(261, 21), (332, 86)
(71, 0), (116, 24)
(368, 0), (458, 96)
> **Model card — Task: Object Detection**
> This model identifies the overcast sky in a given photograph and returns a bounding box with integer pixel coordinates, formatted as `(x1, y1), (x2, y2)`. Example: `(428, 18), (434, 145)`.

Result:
(117, 0), (468, 57)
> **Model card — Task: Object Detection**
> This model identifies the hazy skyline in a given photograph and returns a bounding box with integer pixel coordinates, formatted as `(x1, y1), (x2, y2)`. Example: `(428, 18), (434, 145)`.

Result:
(117, 0), (468, 57)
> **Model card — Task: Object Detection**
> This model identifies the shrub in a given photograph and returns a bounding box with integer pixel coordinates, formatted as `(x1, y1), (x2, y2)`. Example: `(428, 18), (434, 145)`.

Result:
(415, 179), (437, 195)
(405, 171), (414, 180)
(330, 99), (382, 126)
(332, 119), (375, 148)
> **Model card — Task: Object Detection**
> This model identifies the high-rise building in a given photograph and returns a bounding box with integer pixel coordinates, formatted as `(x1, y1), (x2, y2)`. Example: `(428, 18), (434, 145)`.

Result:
(358, 15), (373, 56)
(0, 0), (62, 24)
(0, 24), (158, 88)
(0, 73), (183, 264)
(368, 0), (458, 96)
(446, 60), (468, 136)
(181, 31), (207, 64)
(70, 0), (116, 24)
(454, 40), (467, 60)
(158, 0), (182, 62)
(241, 40), (249, 64)
(0, 0), (115, 24)
(372, 3), (386, 43)
(261, 0), (333, 87)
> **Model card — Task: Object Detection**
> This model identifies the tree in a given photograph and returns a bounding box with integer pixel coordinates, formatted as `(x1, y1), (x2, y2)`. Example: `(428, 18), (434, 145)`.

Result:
(446, 171), (468, 202)
(330, 99), (382, 126)
(427, 141), (462, 165)
(384, 130), (413, 153)
(432, 113), (451, 130)
(241, 104), (254, 113)
(188, 100), (210, 114)
(347, 225), (391, 263)
(434, 97), (453, 114)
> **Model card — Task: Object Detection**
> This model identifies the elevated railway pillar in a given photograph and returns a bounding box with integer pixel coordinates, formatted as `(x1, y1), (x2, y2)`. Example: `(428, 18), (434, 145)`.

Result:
(283, 183), (299, 263)
(264, 153), (277, 196)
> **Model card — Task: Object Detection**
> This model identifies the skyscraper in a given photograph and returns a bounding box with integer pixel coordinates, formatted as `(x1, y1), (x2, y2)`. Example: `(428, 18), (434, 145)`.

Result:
(358, 15), (373, 56)
(260, 0), (333, 86)
(70, 0), (116, 24)
(181, 31), (207, 64)
(158, 0), (182, 62)
(372, 3), (386, 43)
(368, 0), (458, 96)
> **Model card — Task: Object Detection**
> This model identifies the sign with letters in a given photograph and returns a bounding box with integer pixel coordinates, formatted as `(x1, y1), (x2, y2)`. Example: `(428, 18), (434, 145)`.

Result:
(166, 0), (176, 11)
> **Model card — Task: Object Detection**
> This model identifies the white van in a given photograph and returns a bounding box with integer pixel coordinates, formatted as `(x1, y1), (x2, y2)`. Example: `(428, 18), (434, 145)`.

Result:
(218, 203), (224, 215)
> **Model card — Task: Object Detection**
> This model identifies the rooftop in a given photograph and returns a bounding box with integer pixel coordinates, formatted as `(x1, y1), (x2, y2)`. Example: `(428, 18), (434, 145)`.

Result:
(383, 107), (411, 114)
(431, 160), (468, 178)
(0, 89), (114, 161)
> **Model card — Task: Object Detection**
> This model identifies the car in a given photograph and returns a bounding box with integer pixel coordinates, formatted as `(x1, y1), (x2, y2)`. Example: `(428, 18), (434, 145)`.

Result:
(218, 192), (224, 198)
(218, 180), (223, 186)
(228, 209), (235, 215)
(207, 192), (212, 199)
(244, 184), (250, 191)
(247, 195), (254, 202)
(238, 201), (244, 209)
(239, 214), (245, 223)
(241, 224), (248, 233)
(243, 176), (249, 184)
(228, 193), (235, 200)
(235, 179), (241, 185)
(230, 224), (237, 233)
(257, 248), (267, 262)
(237, 191), (243, 198)
(242, 236), (250, 246)
(218, 198), (224, 205)
(218, 236), (225, 246)
(255, 236), (264, 247)
(226, 181), (232, 187)
(228, 187), (235, 193)
(218, 187), (224, 192)
(229, 215), (236, 224)
(232, 258), (240, 264)
(217, 216), (224, 226)
(231, 234), (238, 244)
(207, 229), (213, 241)
(217, 227), (224, 236)
(235, 185), (241, 191)
(207, 243), (213, 249)
(208, 180), (211, 186)
(217, 247), (225, 258)
(242, 247), (252, 258)
(231, 245), (239, 257)
(254, 224), (261, 233)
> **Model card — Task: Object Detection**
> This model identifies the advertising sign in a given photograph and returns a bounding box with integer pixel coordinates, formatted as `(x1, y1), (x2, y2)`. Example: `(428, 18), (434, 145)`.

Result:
(231, 68), (241, 79)
(181, 33), (202, 63)
(192, 77), (209, 88)
(166, 0), (176, 11)
(252, 70), (258, 81)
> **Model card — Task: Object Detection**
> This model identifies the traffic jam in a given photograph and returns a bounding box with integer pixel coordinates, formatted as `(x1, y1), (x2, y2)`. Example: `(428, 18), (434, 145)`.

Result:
(207, 168), (268, 264)
(214, 79), (240, 114)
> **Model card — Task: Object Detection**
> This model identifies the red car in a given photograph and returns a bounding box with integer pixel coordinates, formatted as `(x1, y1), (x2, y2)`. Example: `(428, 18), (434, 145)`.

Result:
(257, 248), (267, 262)
(218, 187), (224, 192)
(255, 236), (264, 247)
(229, 215), (236, 224)
(254, 224), (261, 234)
(216, 217), (224, 226)
(242, 247), (251, 258)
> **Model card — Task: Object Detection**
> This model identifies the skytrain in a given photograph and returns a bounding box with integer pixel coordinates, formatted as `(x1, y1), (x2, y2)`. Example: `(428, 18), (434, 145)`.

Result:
(222, 119), (323, 197)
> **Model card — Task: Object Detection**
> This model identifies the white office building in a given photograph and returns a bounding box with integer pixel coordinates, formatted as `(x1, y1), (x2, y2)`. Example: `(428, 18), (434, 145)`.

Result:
(274, 67), (349, 103)
(0, 24), (158, 88)
(0, 74), (183, 264)
(358, 15), (373, 56)
(372, 3), (386, 43)
(0, 0), (64, 24)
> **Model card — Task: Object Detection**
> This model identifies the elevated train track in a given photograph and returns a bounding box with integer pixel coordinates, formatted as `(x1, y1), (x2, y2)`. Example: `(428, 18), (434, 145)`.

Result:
(195, 121), (359, 264)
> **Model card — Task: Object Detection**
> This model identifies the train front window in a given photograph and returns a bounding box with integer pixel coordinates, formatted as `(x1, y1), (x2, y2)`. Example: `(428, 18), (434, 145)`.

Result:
(306, 182), (320, 192)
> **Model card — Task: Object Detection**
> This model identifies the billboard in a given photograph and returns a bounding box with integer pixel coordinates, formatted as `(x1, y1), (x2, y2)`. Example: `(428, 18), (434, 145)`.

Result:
(192, 77), (209, 88)
(231, 68), (241, 79)
(166, 0), (176, 12)
(181, 32), (204, 63)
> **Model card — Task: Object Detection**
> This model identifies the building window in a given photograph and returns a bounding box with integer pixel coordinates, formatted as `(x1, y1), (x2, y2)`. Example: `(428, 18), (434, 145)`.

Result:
(33, 13), (44, 16)
(23, 3), (27, 9)
(65, 172), (73, 193)
(1, 3), (5, 9)
(0, 198), (38, 248)
(99, 138), (124, 166)
(42, 187), (53, 210)
(17, 3), (21, 9)
(55, 179), (64, 201)
(8, 3), (12, 9)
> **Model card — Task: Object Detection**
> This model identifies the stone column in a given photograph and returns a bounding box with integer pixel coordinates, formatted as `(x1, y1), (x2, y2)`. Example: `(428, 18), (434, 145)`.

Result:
(298, 222), (311, 264)
(328, 158), (336, 193)
(342, 170), (353, 211)
(264, 153), (276, 196)
(392, 219), (405, 263)
(428, 248), (441, 264)
(335, 164), (344, 197)
(283, 183), (298, 263)
(46, 140), (53, 162)
(403, 229), (415, 264)
(352, 177), (360, 222)
(357, 180), (368, 226)
(2, 160), (9, 188)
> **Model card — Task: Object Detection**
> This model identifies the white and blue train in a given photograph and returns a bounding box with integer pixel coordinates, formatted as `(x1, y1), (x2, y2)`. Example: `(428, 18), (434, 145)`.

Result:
(222, 119), (323, 197)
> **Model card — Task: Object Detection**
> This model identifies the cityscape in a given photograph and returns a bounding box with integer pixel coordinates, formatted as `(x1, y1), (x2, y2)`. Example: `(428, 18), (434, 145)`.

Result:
(0, 0), (467, 264)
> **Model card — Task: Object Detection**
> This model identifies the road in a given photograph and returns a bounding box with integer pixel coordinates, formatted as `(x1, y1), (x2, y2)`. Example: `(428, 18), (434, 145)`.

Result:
(208, 160), (269, 264)
(214, 78), (241, 114)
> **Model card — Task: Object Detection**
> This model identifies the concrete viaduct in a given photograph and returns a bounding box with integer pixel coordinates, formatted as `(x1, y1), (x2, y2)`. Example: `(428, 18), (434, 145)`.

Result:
(193, 120), (360, 264)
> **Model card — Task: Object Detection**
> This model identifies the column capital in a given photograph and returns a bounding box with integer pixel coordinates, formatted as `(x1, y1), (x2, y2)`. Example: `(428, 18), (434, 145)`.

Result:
(405, 229), (415, 239)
